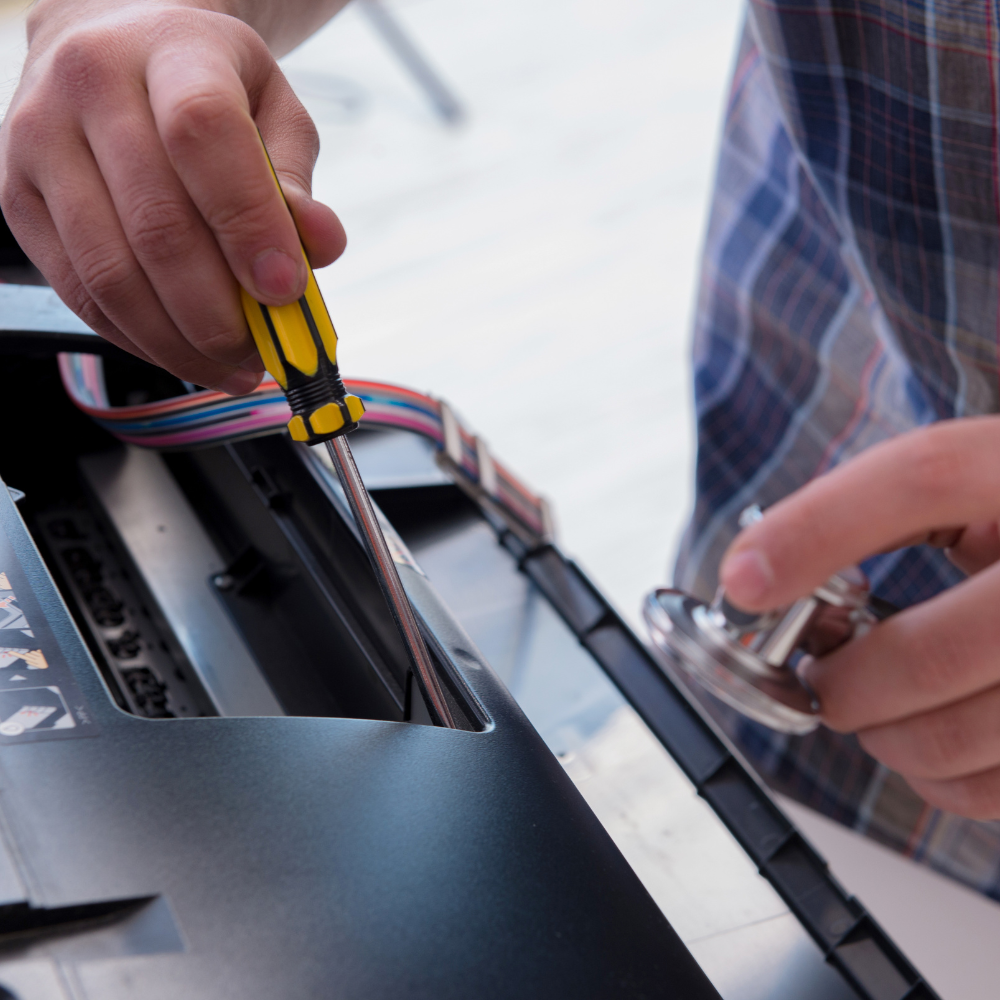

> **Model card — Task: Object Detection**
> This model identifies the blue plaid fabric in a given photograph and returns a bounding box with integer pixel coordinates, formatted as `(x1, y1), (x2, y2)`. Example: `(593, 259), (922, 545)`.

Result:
(675, 2), (1000, 898)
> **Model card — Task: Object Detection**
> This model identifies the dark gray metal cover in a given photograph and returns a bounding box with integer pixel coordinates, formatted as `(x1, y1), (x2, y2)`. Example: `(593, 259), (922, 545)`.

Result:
(0, 479), (720, 999)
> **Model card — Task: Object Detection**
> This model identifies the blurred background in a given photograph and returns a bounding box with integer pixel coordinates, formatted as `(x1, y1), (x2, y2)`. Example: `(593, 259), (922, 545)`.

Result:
(273, 0), (743, 627)
(4, 1), (1000, 995)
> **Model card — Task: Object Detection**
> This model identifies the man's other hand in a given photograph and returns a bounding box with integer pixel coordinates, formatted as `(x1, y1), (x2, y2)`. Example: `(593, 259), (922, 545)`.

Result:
(0, 0), (347, 394)
(719, 417), (1000, 819)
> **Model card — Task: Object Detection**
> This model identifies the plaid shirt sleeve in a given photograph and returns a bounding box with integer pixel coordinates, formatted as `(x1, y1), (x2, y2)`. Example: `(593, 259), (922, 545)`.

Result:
(675, 2), (1000, 899)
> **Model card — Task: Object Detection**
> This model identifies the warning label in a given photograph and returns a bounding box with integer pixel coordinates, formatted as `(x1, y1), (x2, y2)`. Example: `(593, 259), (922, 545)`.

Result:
(0, 687), (75, 736)
(0, 510), (97, 743)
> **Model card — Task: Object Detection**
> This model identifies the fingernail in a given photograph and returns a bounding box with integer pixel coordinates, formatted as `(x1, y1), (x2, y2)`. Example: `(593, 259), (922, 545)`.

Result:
(720, 548), (775, 607)
(797, 654), (818, 685)
(217, 370), (262, 396)
(250, 248), (304, 301)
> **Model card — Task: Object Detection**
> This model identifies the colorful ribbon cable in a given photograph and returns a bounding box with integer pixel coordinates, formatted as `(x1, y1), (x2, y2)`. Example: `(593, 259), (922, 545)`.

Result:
(58, 353), (551, 542)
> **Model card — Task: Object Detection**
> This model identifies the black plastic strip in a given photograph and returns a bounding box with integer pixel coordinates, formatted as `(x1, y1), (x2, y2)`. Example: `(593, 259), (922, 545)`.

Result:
(513, 542), (938, 1000)
(0, 328), (130, 357)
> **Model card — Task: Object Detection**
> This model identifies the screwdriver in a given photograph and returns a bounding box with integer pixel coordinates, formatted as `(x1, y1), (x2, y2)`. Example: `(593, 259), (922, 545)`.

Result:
(239, 137), (456, 729)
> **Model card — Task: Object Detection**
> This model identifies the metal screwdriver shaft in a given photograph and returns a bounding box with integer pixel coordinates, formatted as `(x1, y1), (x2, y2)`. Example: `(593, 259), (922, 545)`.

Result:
(240, 134), (456, 727)
(326, 436), (456, 727)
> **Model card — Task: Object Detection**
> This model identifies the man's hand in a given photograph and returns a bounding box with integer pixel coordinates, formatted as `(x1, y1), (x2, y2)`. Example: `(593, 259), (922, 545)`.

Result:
(719, 417), (1000, 819)
(0, 0), (349, 394)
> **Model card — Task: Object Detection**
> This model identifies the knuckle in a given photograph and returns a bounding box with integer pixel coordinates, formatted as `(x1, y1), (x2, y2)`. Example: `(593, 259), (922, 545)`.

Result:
(62, 281), (111, 335)
(161, 89), (236, 151)
(126, 196), (199, 265)
(77, 298), (114, 337)
(205, 189), (275, 244)
(0, 176), (36, 229)
(0, 101), (50, 156)
(57, 273), (91, 314)
(48, 31), (119, 104)
(75, 244), (137, 304)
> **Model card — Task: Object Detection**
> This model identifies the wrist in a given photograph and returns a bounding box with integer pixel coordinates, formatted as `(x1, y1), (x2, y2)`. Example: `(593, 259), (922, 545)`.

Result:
(24, 0), (342, 65)
(25, 0), (246, 52)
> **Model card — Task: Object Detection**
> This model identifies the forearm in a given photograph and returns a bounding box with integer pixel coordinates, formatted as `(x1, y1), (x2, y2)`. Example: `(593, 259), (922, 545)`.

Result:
(26, 0), (349, 58)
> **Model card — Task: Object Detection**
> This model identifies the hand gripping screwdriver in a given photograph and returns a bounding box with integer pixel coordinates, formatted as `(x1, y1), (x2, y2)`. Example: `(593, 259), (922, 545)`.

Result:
(240, 140), (456, 728)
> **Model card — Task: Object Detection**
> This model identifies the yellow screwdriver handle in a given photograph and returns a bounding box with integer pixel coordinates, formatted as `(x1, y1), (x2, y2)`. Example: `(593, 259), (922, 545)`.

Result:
(240, 138), (365, 445)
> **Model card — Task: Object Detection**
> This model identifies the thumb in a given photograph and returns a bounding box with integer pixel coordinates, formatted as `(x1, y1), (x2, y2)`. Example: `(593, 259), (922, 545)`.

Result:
(279, 177), (346, 268)
(254, 72), (346, 269)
